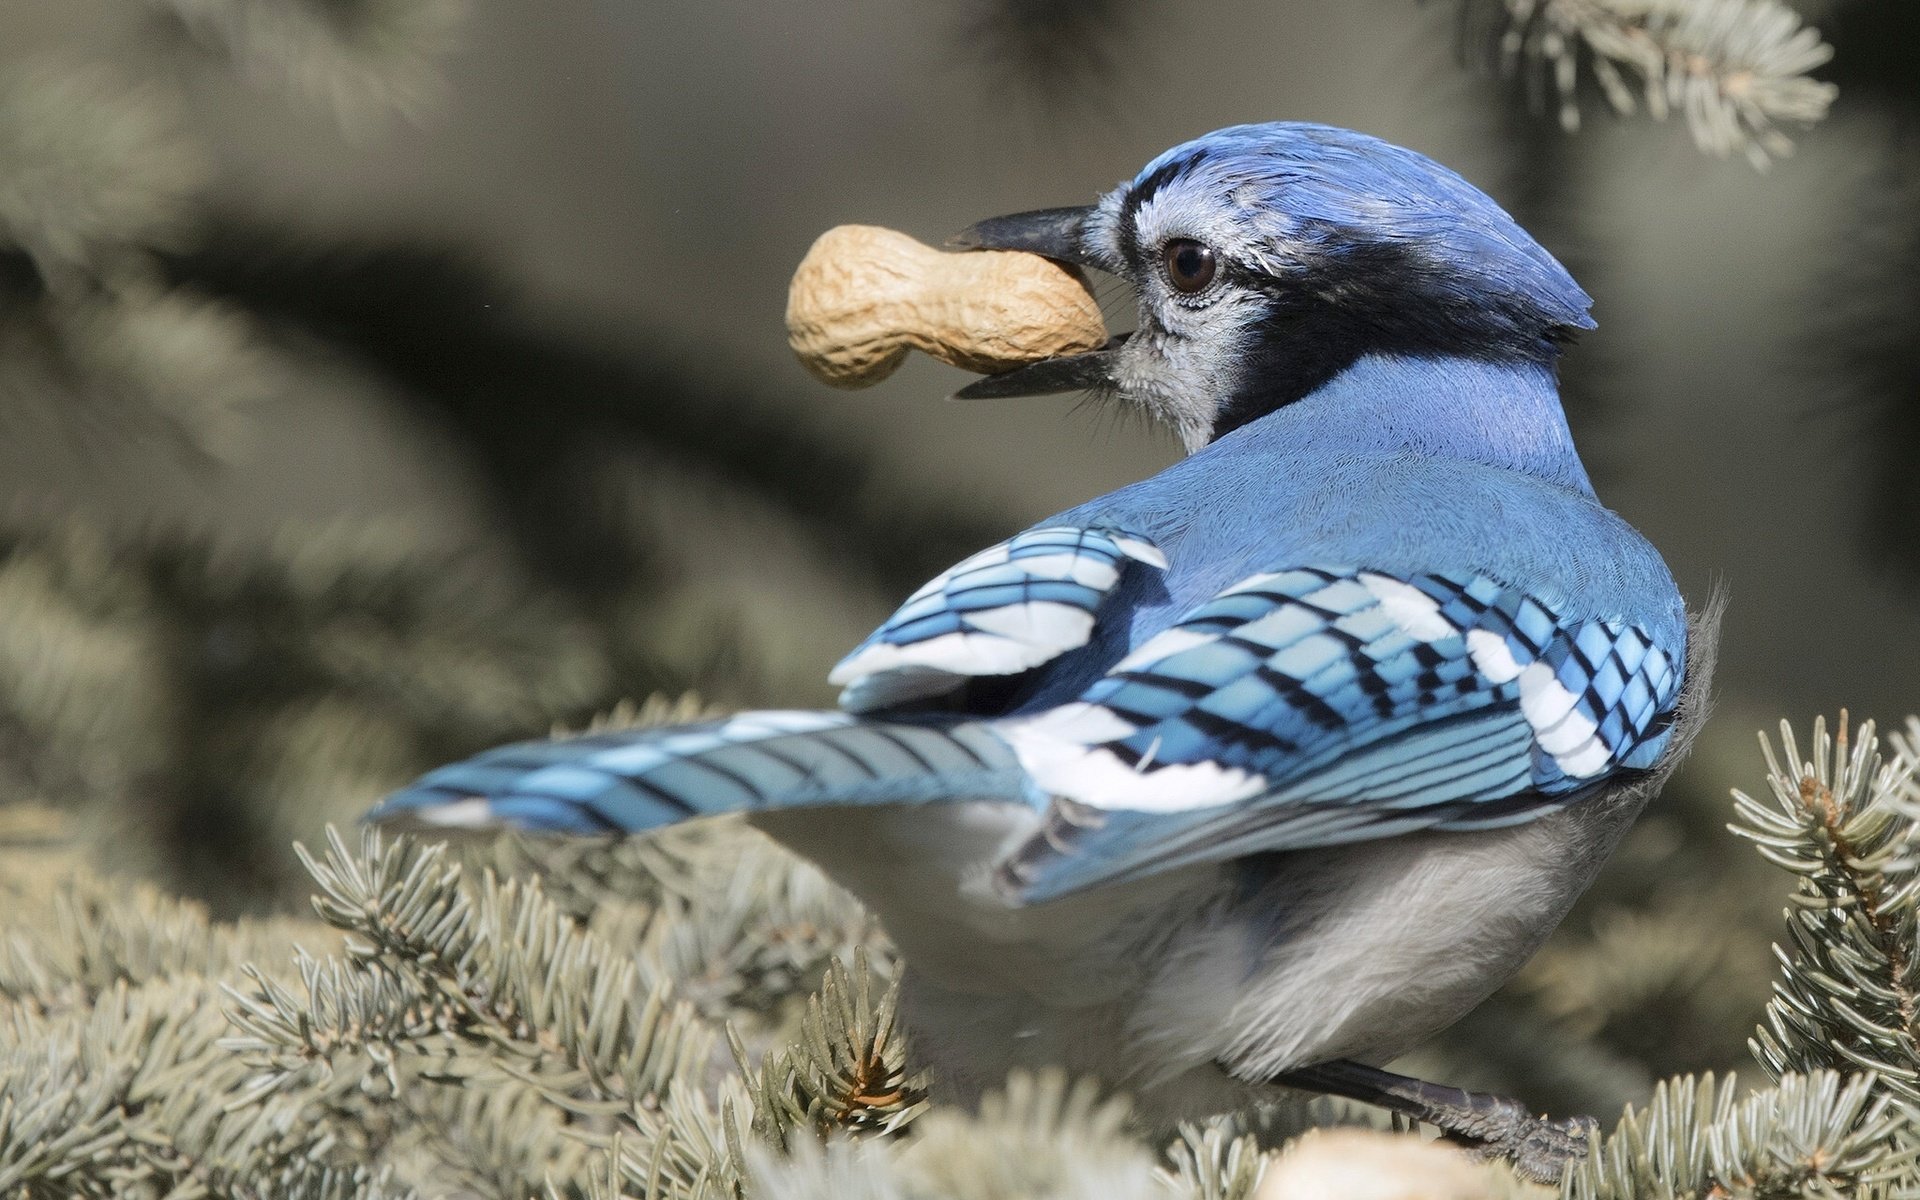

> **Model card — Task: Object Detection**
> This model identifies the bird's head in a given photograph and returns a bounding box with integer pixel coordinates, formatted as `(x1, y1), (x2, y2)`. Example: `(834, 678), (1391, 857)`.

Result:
(952, 122), (1595, 452)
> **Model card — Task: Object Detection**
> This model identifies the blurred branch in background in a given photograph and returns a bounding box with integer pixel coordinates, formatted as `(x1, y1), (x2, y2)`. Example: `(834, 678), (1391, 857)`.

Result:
(1462, 0), (1836, 166)
(0, 0), (464, 459)
(159, 230), (1013, 606)
(142, 0), (469, 127)
(0, 0), (1016, 913)
(966, 0), (1837, 164)
(955, 0), (1142, 109)
(1818, 148), (1920, 583)
(8, 0), (1920, 1194)
(1810, 3), (1920, 582)
(0, 523), (611, 908)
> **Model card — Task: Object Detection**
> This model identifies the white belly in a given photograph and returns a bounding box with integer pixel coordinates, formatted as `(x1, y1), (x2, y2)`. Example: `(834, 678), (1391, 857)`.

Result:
(752, 802), (1238, 1109)
(752, 800), (1615, 1126)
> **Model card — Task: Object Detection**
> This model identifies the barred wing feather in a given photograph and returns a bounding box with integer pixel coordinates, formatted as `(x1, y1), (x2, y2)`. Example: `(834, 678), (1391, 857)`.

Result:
(997, 567), (1681, 900)
(830, 525), (1166, 713)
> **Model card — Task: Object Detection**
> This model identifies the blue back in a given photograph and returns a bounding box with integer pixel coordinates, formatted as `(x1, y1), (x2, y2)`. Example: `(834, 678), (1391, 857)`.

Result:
(1019, 353), (1682, 711)
(370, 122), (1689, 908)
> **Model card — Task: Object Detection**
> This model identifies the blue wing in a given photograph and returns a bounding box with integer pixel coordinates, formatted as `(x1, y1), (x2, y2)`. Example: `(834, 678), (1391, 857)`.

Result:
(996, 567), (1681, 900)
(369, 710), (1032, 832)
(830, 524), (1166, 713)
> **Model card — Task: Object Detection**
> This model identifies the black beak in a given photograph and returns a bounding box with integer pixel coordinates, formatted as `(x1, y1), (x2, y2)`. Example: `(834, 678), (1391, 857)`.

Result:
(946, 205), (1100, 267)
(951, 335), (1128, 399)
(947, 205), (1121, 399)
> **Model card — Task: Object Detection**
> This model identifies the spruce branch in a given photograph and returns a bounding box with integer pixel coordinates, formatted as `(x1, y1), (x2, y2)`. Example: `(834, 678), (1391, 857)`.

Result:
(1160, 1119), (1267, 1200)
(1480, 0), (1836, 166)
(400, 1071), (593, 1200)
(1566, 1070), (1919, 1199)
(0, 61), (207, 286)
(744, 1109), (1278, 1200)
(739, 950), (929, 1149)
(742, 1137), (904, 1200)
(595, 1081), (751, 1200)
(1729, 714), (1920, 1101)
(1, 975), (405, 1200)
(898, 1070), (1161, 1200)
(643, 828), (888, 1025)
(142, 0), (470, 128)
(490, 813), (887, 1027)
(0, 869), (326, 1015)
(233, 827), (718, 1112)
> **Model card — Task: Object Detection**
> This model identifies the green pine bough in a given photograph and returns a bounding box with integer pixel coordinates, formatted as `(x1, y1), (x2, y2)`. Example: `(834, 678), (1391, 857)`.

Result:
(1, 711), (1917, 1198)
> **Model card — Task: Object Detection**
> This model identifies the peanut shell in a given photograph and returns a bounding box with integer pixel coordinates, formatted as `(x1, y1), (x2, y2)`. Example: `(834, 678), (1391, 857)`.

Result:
(786, 224), (1107, 389)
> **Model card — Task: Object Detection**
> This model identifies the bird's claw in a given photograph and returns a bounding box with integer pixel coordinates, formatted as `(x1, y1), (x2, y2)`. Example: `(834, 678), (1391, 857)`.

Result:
(1456, 1108), (1599, 1184)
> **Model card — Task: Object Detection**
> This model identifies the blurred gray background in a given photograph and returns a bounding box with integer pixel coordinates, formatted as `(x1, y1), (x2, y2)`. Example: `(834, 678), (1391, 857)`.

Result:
(0, 0), (1912, 905)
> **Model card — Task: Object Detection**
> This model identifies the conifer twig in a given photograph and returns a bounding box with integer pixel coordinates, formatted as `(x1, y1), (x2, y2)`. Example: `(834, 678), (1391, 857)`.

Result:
(1730, 714), (1920, 1101)
(738, 950), (928, 1148)
(1483, 0), (1836, 166)
(1566, 1070), (1918, 1199)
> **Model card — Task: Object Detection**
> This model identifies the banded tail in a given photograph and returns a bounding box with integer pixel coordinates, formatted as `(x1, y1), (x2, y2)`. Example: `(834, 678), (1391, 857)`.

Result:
(367, 710), (1034, 834)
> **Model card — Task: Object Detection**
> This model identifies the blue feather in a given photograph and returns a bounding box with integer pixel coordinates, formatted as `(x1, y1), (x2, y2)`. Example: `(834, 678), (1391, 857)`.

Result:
(369, 712), (1035, 833)
(370, 122), (1688, 931)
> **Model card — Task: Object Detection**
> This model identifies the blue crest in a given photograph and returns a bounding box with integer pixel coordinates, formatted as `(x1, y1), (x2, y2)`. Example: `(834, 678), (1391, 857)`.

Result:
(1107, 122), (1595, 339)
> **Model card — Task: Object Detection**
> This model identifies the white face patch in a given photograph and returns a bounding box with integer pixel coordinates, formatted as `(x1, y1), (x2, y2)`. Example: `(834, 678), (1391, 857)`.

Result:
(1099, 182), (1289, 453)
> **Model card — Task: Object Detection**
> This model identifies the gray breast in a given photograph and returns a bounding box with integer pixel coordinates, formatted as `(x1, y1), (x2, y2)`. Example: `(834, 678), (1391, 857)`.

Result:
(1126, 599), (1720, 1089)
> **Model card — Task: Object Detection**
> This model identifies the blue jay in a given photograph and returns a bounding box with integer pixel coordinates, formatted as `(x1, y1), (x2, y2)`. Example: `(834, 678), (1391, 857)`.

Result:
(370, 122), (1712, 1178)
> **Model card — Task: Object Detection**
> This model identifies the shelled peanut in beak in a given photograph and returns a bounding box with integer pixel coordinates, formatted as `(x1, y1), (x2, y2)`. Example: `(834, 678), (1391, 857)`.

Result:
(786, 225), (1107, 389)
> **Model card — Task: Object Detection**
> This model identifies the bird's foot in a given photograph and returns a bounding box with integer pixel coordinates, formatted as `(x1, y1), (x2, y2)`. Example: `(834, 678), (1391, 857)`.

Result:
(1443, 1102), (1599, 1184)
(1277, 1059), (1597, 1185)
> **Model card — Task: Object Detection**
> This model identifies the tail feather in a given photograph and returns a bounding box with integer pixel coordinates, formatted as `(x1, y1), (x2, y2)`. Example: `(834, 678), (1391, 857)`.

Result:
(368, 710), (1031, 834)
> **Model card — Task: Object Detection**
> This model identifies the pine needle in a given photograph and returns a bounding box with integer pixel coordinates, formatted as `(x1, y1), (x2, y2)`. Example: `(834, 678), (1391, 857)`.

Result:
(1482, 0), (1836, 166)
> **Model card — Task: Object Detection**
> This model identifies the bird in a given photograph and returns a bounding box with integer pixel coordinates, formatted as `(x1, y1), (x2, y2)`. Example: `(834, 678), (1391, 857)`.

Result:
(368, 121), (1714, 1180)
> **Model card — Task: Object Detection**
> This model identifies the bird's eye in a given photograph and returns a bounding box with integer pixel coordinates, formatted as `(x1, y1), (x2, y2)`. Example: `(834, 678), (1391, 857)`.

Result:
(1162, 238), (1217, 295)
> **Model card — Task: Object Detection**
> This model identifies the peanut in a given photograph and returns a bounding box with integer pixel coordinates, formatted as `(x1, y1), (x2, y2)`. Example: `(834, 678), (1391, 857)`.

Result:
(785, 225), (1107, 389)
(1254, 1129), (1501, 1200)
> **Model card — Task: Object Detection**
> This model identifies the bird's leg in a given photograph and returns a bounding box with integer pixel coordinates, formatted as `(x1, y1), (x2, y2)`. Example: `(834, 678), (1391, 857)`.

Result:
(1276, 1058), (1597, 1184)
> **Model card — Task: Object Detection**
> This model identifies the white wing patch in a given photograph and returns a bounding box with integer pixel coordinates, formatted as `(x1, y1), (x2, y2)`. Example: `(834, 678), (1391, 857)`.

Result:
(1386, 583), (1613, 780)
(831, 526), (1165, 713)
(999, 566), (1681, 818)
(409, 797), (498, 828)
(1111, 626), (1219, 673)
(1001, 703), (1267, 813)
(1518, 663), (1612, 778)
(1360, 572), (1455, 642)
(833, 608), (1095, 679)
(1109, 535), (1169, 569)
(1465, 628), (1524, 682)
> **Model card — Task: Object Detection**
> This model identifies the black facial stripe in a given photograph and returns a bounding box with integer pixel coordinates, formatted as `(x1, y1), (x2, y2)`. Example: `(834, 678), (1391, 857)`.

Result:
(1210, 236), (1571, 442)
(1117, 149), (1213, 266)
(1218, 261), (1268, 290)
